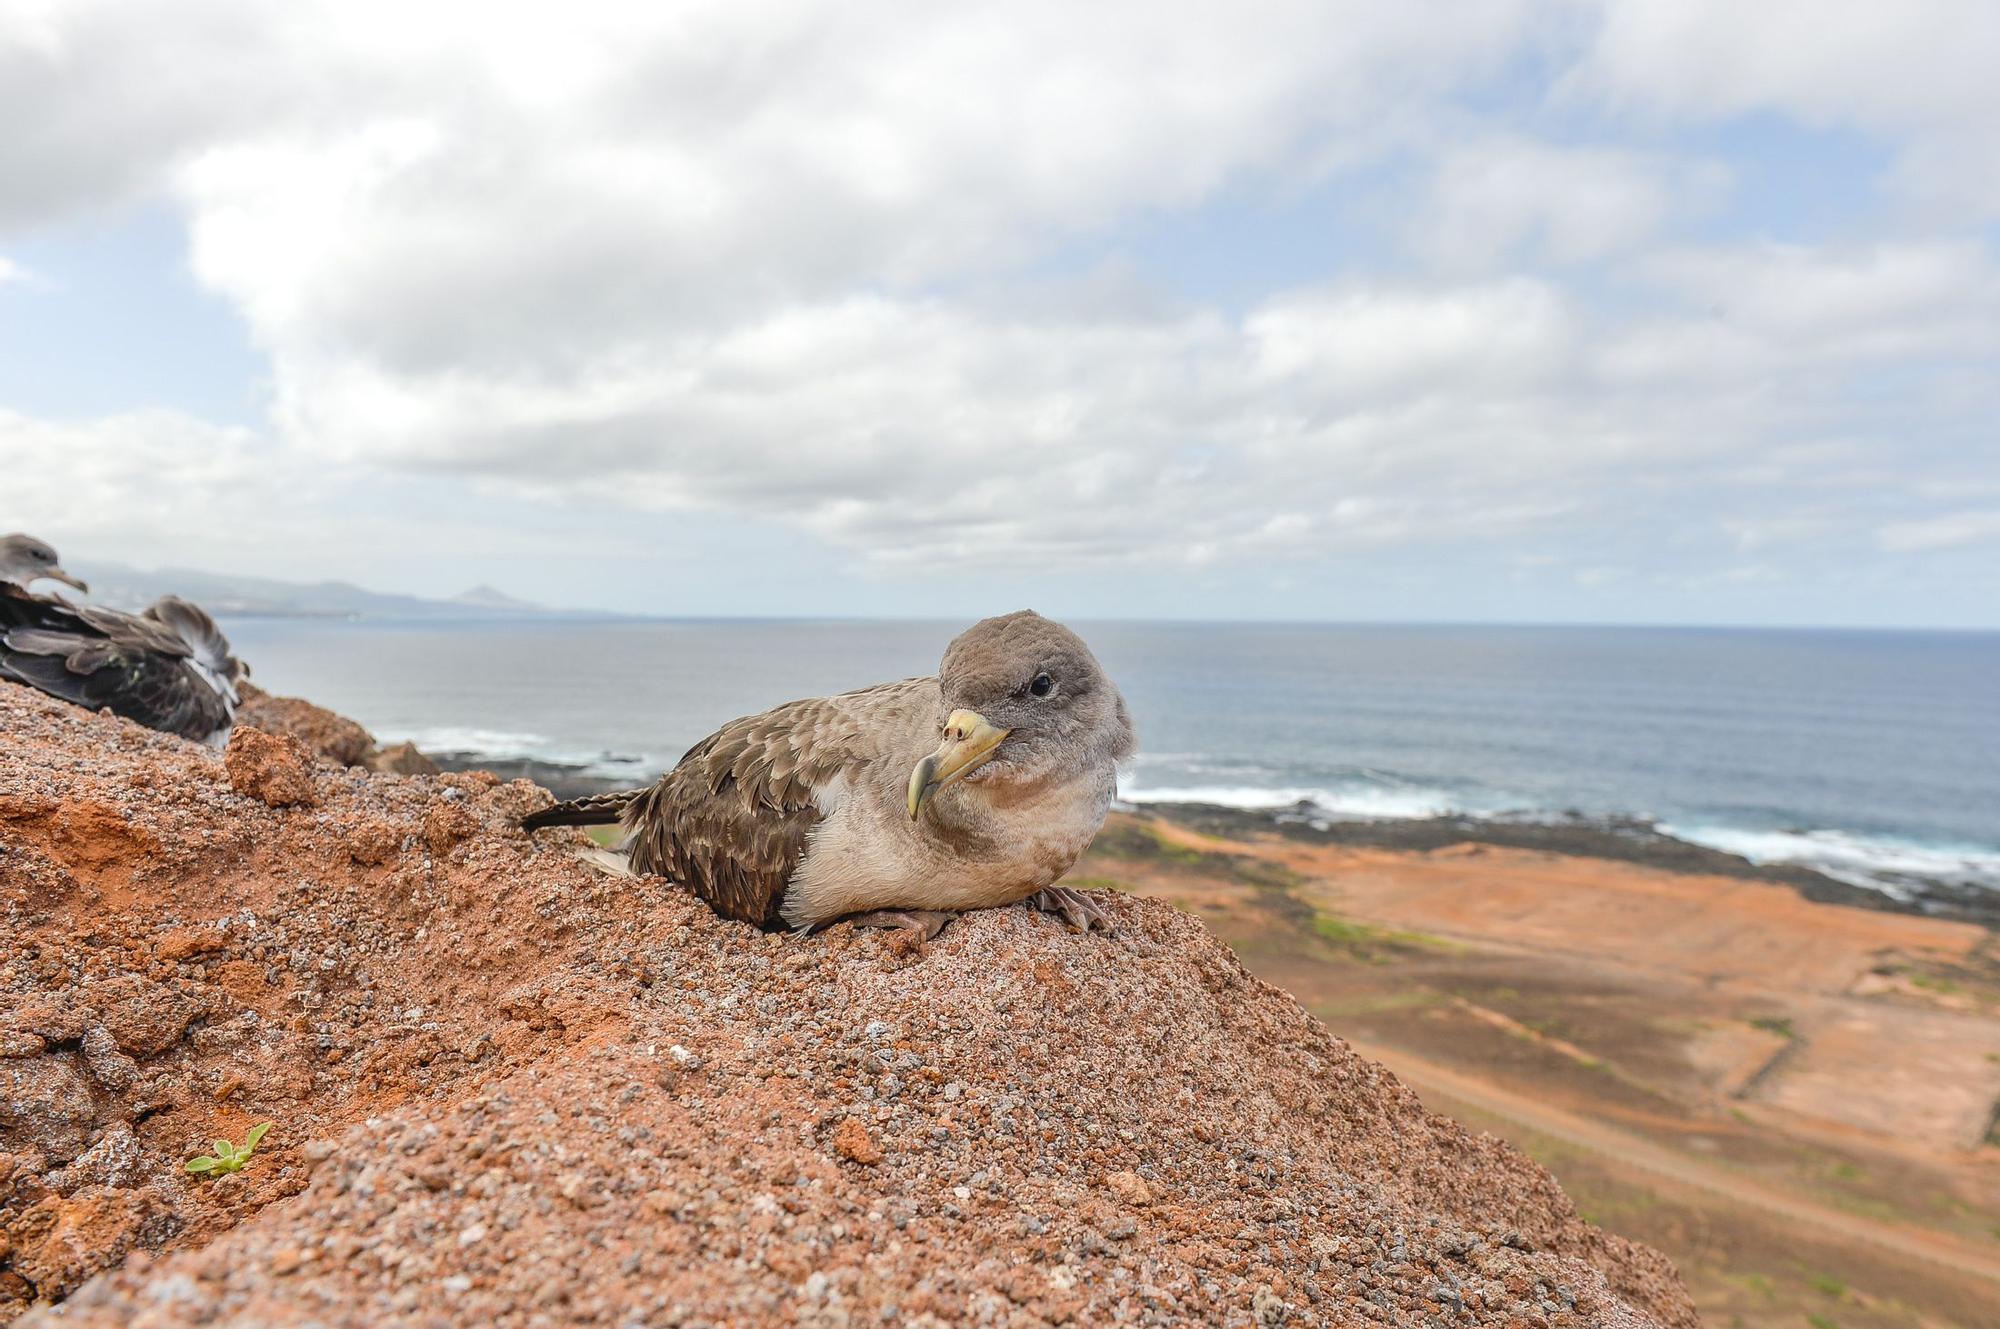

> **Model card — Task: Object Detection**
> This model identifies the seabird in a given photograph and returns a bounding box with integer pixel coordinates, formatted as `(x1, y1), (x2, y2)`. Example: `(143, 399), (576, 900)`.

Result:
(0, 533), (247, 744)
(522, 610), (1136, 936)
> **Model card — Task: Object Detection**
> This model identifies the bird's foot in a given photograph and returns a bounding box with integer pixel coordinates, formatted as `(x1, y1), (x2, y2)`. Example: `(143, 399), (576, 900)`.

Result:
(844, 908), (956, 941)
(1026, 885), (1113, 933)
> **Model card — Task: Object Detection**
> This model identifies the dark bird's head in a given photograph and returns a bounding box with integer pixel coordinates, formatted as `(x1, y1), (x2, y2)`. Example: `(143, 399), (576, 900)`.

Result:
(0, 533), (87, 593)
(909, 610), (1136, 819)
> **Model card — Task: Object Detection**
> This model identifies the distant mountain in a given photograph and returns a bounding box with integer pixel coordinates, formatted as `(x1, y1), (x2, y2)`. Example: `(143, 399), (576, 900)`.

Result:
(65, 561), (604, 620)
(451, 583), (543, 610)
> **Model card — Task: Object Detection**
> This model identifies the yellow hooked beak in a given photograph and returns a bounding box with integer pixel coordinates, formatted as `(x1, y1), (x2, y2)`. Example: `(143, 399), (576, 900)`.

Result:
(907, 709), (1011, 820)
(42, 565), (88, 593)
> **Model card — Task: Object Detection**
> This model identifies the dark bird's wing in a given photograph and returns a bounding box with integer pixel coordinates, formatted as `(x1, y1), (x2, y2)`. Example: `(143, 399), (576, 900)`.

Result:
(141, 596), (246, 697)
(0, 587), (238, 741)
(620, 678), (933, 928)
(520, 788), (644, 831)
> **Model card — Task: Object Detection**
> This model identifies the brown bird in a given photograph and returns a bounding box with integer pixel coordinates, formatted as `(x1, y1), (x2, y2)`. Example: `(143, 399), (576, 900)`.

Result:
(522, 610), (1136, 936)
(0, 533), (247, 744)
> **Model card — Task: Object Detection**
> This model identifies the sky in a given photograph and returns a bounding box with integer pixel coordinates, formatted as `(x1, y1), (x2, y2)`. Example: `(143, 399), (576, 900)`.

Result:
(1, 1), (1996, 627)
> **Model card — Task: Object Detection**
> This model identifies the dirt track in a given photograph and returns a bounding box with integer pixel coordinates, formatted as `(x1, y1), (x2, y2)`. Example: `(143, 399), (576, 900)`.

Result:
(1350, 1038), (2000, 1288)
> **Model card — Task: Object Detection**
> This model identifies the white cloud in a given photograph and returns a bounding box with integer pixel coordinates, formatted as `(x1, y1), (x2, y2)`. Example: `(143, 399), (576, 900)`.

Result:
(1599, 241), (2000, 383)
(1879, 509), (2000, 552)
(0, 407), (280, 556)
(1571, 0), (2000, 130)
(84, 0), (1543, 377)
(1646, 242), (2000, 343)
(1245, 279), (1575, 395)
(1406, 136), (1727, 271)
(1568, 0), (2000, 217)
(1, 0), (1997, 618)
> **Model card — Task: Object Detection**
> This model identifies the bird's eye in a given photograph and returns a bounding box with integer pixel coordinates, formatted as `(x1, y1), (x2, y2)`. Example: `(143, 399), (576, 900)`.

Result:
(1029, 673), (1054, 697)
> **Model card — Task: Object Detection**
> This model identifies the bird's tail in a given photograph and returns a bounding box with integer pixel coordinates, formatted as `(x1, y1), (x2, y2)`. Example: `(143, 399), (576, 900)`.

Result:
(521, 788), (643, 833)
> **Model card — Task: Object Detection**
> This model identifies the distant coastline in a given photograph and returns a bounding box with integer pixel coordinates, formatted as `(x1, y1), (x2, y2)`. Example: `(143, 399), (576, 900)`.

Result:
(430, 747), (2000, 929)
(235, 615), (2000, 928)
(1126, 800), (2000, 927)
(69, 560), (623, 621)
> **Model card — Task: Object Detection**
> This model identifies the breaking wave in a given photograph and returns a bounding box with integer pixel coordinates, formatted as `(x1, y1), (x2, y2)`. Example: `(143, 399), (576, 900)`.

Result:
(1116, 782), (1469, 820)
(1661, 824), (2000, 900)
(389, 726), (660, 780)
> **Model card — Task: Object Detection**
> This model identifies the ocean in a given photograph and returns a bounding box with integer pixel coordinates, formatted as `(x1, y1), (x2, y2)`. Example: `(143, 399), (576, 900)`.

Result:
(221, 617), (2000, 902)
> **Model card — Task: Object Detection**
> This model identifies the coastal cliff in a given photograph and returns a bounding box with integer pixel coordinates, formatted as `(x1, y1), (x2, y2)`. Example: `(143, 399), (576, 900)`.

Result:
(0, 681), (1691, 1327)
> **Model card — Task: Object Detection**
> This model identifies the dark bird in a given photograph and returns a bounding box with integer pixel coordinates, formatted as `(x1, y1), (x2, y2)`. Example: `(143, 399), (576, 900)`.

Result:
(0, 533), (247, 744)
(523, 610), (1136, 936)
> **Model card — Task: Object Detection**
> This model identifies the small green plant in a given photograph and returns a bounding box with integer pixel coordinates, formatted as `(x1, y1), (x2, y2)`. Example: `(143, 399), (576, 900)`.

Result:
(185, 1122), (272, 1176)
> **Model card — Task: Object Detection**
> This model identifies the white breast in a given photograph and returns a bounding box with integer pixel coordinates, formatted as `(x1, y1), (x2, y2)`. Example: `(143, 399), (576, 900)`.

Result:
(780, 763), (1115, 927)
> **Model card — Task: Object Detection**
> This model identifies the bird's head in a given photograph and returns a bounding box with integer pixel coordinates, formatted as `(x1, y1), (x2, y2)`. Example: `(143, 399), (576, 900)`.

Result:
(0, 533), (88, 593)
(908, 610), (1136, 820)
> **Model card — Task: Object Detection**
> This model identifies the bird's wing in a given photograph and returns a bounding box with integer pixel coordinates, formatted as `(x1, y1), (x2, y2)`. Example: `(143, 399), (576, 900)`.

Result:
(0, 589), (235, 741)
(625, 677), (937, 927)
(520, 787), (644, 832)
(143, 596), (246, 693)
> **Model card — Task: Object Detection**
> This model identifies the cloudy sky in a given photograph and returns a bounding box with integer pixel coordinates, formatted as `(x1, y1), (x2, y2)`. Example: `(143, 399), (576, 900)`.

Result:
(2, 1), (1995, 626)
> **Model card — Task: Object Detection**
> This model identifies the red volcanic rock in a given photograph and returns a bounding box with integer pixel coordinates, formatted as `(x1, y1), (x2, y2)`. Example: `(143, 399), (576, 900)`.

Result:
(366, 740), (439, 777)
(0, 679), (1691, 1328)
(233, 685), (438, 777)
(221, 727), (316, 808)
(829, 1116), (884, 1166)
(234, 685), (374, 768)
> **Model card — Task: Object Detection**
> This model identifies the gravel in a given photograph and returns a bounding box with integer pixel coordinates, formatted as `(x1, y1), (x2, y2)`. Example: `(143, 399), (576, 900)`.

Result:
(0, 682), (1691, 1327)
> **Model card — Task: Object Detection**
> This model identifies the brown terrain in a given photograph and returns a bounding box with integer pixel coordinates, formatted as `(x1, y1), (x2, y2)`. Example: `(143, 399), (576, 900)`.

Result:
(1068, 813), (2000, 1329)
(0, 681), (1691, 1327)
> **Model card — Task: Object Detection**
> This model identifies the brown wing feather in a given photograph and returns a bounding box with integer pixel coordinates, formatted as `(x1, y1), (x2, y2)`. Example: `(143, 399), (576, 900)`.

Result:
(0, 586), (237, 741)
(623, 679), (932, 928)
(520, 788), (642, 831)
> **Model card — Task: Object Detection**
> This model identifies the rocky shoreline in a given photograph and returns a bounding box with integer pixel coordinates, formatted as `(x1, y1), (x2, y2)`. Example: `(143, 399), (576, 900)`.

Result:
(425, 752), (630, 801)
(1122, 801), (2000, 929)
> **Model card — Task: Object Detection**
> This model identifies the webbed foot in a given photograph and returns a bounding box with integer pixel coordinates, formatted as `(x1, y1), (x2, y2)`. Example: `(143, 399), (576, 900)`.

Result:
(844, 908), (956, 941)
(1026, 885), (1113, 933)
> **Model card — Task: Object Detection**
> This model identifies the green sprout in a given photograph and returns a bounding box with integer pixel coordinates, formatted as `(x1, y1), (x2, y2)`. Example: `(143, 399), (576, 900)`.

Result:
(185, 1122), (273, 1176)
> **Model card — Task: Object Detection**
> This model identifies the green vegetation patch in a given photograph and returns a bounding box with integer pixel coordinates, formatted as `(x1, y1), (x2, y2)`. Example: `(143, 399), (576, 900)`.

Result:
(1087, 820), (1299, 888)
(186, 1122), (273, 1177)
(1310, 909), (1456, 961)
(1871, 955), (2000, 1009)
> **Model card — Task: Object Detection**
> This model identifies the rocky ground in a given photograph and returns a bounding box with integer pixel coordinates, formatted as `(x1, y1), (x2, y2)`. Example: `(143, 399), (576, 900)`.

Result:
(1070, 811), (2000, 1327)
(233, 683), (437, 779)
(0, 681), (1690, 1326)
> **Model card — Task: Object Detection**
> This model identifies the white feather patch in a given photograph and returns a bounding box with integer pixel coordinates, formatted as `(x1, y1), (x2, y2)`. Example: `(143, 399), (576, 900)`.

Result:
(572, 846), (635, 878)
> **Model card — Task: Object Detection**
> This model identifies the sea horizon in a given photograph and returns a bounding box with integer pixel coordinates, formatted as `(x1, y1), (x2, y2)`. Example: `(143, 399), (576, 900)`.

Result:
(217, 615), (2000, 908)
(217, 605), (2000, 634)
